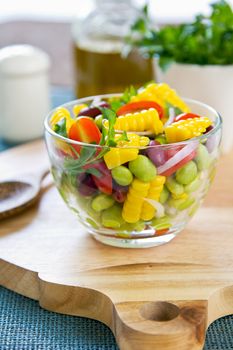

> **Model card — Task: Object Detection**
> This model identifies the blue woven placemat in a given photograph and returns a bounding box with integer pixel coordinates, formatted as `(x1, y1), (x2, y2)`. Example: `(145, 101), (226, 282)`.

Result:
(0, 87), (232, 350)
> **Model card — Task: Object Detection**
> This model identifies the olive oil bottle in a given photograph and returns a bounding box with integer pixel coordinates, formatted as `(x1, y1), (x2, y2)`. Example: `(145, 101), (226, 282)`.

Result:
(72, 0), (154, 98)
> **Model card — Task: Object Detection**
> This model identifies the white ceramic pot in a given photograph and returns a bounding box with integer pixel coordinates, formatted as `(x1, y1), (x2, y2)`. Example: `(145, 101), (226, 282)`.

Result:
(0, 45), (51, 143)
(155, 61), (233, 153)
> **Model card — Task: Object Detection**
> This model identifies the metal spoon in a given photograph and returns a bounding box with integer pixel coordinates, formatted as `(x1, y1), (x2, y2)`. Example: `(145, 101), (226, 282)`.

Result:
(0, 169), (50, 220)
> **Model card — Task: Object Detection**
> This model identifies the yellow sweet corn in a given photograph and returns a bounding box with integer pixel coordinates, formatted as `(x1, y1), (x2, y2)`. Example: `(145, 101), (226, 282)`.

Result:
(165, 117), (212, 143)
(122, 179), (150, 223)
(73, 104), (88, 116)
(50, 107), (74, 132)
(140, 176), (166, 221)
(116, 134), (149, 147)
(103, 134), (149, 169)
(113, 109), (163, 135)
(131, 83), (190, 113)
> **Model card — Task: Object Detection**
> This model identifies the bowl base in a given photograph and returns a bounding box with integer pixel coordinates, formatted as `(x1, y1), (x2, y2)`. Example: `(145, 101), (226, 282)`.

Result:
(91, 231), (179, 248)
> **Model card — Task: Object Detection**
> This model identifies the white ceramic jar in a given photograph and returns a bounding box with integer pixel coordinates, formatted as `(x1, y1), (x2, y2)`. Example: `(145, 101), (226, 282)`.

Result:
(0, 45), (51, 143)
(155, 61), (233, 154)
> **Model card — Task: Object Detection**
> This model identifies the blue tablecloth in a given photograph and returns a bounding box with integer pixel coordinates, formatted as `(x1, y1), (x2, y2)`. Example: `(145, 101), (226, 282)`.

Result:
(0, 87), (232, 350)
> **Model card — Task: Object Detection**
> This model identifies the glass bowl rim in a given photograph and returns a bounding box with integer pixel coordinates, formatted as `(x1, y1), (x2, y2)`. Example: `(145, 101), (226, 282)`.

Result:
(44, 94), (222, 149)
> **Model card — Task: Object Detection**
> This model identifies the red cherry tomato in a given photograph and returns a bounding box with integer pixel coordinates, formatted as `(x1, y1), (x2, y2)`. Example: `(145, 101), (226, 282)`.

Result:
(69, 117), (101, 144)
(174, 113), (201, 122)
(161, 149), (196, 177)
(85, 161), (112, 195)
(116, 101), (164, 119)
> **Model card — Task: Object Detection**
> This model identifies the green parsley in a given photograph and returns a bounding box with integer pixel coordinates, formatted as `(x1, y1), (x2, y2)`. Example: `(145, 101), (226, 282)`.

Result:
(127, 0), (233, 70)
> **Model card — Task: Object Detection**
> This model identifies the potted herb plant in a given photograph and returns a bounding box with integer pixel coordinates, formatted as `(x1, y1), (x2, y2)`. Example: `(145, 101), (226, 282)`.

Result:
(128, 0), (233, 153)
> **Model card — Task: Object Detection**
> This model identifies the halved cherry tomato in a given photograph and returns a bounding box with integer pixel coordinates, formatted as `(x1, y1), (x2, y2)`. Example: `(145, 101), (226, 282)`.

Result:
(116, 101), (164, 119)
(174, 113), (201, 122)
(68, 117), (102, 144)
(85, 161), (112, 195)
(161, 148), (196, 177)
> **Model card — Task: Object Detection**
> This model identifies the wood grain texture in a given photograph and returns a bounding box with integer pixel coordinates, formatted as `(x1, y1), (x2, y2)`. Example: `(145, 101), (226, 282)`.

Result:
(0, 139), (233, 350)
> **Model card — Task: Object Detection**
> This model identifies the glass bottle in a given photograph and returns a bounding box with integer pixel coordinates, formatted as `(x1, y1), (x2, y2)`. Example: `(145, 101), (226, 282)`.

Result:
(72, 0), (154, 98)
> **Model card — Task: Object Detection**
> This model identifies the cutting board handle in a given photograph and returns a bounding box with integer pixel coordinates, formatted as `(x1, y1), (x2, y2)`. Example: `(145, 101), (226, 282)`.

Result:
(114, 300), (207, 350)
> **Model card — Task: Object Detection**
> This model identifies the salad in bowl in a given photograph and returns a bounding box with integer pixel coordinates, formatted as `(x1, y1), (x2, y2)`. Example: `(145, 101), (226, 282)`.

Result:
(45, 82), (222, 248)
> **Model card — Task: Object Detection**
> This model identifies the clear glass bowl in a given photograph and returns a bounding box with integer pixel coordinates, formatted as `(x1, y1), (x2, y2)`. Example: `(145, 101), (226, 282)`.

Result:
(44, 94), (222, 248)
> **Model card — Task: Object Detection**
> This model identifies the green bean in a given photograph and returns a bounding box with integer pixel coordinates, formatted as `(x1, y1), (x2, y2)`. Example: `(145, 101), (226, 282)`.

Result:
(151, 215), (171, 230)
(166, 177), (184, 195)
(129, 155), (157, 182)
(184, 174), (201, 193)
(159, 186), (170, 204)
(101, 204), (125, 228)
(91, 194), (115, 212)
(111, 166), (133, 186)
(195, 144), (210, 171)
(168, 196), (195, 211)
(175, 161), (198, 185)
(120, 220), (145, 232)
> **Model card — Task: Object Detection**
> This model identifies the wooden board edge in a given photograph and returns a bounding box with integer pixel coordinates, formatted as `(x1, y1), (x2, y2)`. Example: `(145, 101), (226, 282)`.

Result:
(1, 258), (233, 350)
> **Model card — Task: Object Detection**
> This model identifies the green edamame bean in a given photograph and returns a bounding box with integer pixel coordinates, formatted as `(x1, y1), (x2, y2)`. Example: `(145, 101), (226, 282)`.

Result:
(151, 215), (171, 230)
(195, 144), (210, 171)
(168, 196), (195, 211)
(184, 174), (201, 193)
(87, 202), (101, 220)
(120, 220), (145, 232)
(166, 177), (184, 196)
(175, 161), (198, 185)
(111, 166), (133, 186)
(101, 204), (125, 228)
(94, 115), (103, 130)
(159, 186), (170, 204)
(91, 194), (115, 212)
(129, 155), (157, 182)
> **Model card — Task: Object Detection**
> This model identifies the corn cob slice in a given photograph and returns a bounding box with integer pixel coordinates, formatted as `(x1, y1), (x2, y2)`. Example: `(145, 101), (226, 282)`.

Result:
(113, 108), (163, 135)
(131, 83), (190, 113)
(165, 117), (212, 143)
(122, 179), (150, 223)
(50, 107), (74, 132)
(140, 176), (166, 221)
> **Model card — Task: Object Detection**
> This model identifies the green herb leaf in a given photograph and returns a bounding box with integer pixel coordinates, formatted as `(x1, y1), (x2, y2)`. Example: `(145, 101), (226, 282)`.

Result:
(110, 99), (123, 112)
(79, 146), (97, 164)
(64, 146), (96, 174)
(121, 85), (137, 103)
(116, 131), (129, 142)
(99, 108), (117, 147)
(54, 118), (67, 137)
(85, 167), (101, 177)
(128, 0), (233, 66)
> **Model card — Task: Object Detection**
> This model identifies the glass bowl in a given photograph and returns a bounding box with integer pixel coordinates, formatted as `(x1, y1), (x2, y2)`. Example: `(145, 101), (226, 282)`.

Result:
(44, 94), (222, 248)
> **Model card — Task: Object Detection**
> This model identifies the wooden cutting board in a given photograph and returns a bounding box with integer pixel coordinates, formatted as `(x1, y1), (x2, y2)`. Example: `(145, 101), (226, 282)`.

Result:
(0, 140), (233, 350)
